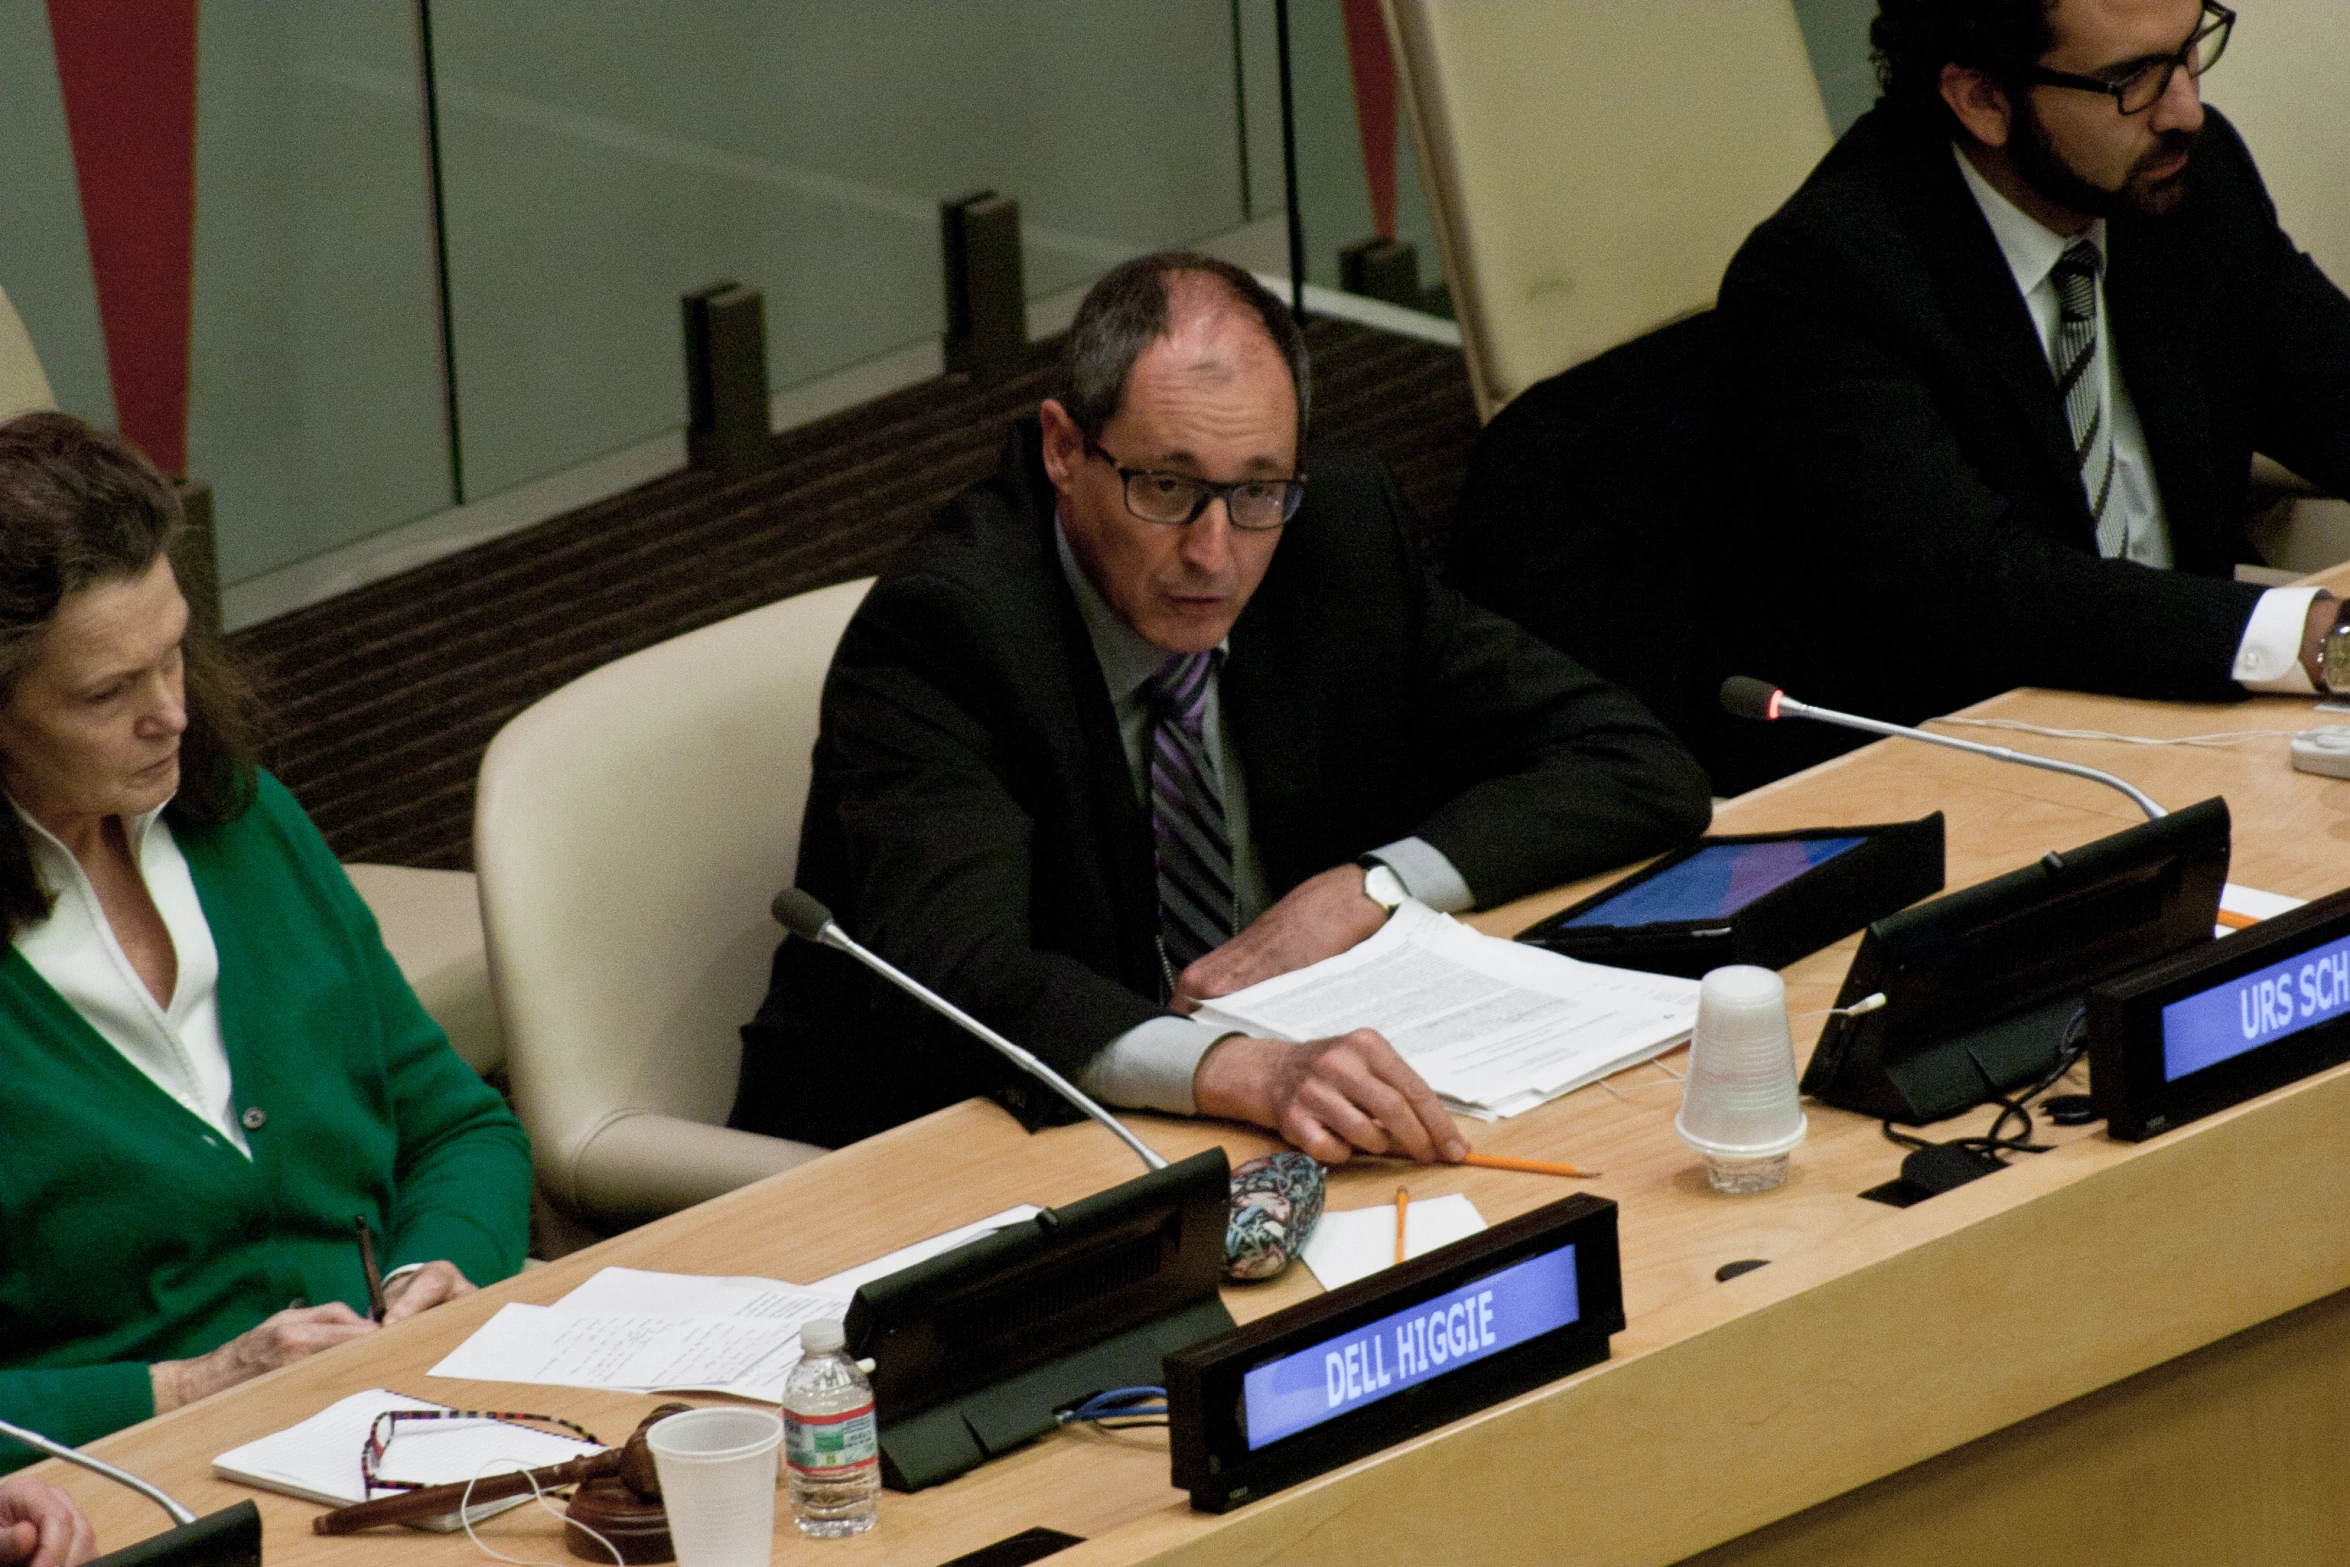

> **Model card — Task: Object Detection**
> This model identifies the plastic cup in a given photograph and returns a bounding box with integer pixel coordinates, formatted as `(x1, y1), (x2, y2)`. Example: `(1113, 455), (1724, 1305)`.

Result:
(646, 1407), (785, 1567)
(1675, 965), (1807, 1194)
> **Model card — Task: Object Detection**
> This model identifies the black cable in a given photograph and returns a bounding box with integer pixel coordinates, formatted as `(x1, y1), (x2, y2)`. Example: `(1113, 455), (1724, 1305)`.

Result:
(1881, 1009), (2090, 1168)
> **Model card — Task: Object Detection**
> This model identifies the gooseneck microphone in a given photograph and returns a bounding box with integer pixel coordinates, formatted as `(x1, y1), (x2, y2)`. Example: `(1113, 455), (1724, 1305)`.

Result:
(1720, 676), (2166, 820)
(772, 888), (1168, 1171)
(0, 1416), (192, 1525)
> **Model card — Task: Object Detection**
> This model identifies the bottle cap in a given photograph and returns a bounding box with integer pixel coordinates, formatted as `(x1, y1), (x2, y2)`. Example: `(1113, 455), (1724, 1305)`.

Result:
(799, 1318), (846, 1354)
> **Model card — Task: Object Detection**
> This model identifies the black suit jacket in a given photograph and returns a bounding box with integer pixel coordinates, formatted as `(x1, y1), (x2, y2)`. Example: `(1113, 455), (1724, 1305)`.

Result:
(732, 420), (1714, 1146)
(1717, 104), (2350, 742)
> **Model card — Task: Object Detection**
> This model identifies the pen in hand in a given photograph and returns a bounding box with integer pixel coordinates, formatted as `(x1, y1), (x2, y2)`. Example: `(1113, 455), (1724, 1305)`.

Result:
(354, 1215), (388, 1323)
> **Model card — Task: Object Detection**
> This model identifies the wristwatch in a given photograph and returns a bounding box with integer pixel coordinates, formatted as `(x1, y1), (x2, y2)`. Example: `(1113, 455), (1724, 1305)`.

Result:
(2321, 603), (2350, 695)
(1356, 855), (1408, 914)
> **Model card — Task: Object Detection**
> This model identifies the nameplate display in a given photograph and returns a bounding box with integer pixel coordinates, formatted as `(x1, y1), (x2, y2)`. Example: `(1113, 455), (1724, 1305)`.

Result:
(2090, 886), (2350, 1140)
(1167, 1194), (1619, 1513)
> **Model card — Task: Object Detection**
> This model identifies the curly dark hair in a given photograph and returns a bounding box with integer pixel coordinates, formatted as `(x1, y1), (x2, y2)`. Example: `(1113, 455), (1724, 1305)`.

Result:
(1871, 0), (2060, 131)
(0, 411), (260, 935)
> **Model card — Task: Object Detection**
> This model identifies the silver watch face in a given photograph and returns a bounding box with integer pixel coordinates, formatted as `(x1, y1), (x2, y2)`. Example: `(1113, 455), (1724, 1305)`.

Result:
(2324, 621), (2350, 694)
(1363, 863), (1407, 911)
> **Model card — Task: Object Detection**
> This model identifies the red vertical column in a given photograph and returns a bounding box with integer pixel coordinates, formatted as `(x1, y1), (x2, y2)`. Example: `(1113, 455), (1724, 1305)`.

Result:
(47, 0), (199, 476)
(1338, 0), (1398, 240)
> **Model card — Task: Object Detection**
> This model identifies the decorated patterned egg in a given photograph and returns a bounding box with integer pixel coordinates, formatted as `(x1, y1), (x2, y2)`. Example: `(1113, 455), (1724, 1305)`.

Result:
(1224, 1151), (1326, 1280)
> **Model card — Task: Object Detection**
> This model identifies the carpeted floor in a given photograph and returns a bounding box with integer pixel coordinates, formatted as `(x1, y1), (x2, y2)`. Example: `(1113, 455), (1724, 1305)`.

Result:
(227, 317), (1481, 870)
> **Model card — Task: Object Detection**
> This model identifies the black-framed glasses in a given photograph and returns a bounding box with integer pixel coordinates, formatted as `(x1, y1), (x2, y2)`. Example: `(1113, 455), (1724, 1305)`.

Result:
(361, 1408), (602, 1496)
(2024, 3), (2232, 115)
(1083, 438), (1305, 532)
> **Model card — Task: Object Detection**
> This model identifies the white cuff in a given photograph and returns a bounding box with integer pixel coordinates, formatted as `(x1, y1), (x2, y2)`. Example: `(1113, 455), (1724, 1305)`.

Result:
(2234, 586), (2326, 693)
(1367, 837), (1475, 913)
(1076, 1014), (1235, 1116)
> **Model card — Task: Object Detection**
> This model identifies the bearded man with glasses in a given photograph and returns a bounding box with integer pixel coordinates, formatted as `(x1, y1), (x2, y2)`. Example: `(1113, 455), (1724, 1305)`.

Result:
(1716, 0), (2350, 776)
(732, 252), (1711, 1159)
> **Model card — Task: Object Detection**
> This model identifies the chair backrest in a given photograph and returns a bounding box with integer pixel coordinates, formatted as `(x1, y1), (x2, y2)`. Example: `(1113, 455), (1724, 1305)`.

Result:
(0, 286), (57, 420)
(475, 577), (874, 1208)
(2208, 0), (2350, 290)
(1384, 0), (1832, 419)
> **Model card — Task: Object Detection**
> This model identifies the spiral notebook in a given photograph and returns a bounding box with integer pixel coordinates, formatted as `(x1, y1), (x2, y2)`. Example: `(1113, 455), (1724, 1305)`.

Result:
(211, 1388), (604, 1530)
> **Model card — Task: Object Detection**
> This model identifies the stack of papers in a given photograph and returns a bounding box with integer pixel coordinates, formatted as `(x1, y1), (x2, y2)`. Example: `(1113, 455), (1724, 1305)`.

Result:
(213, 1389), (601, 1526)
(428, 1206), (1041, 1402)
(1195, 901), (1698, 1118)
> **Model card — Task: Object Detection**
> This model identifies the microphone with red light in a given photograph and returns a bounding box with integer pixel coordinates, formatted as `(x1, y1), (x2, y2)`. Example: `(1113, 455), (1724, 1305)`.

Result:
(1718, 676), (2166, 820)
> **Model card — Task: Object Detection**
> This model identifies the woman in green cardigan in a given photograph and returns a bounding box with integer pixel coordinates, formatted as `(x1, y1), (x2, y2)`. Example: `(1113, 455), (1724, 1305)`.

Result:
(0, 413), (532, 1477)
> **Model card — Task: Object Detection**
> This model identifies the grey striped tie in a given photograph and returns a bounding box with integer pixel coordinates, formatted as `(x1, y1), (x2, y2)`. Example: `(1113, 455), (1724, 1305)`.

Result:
(1146, 650), (1234, 978)
(2050, 240), (2121, 554)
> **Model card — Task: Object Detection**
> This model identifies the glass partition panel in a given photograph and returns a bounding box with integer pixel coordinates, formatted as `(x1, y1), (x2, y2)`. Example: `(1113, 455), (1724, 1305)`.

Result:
(191, 2), (454, 585)
(430, 0), (1251, 501)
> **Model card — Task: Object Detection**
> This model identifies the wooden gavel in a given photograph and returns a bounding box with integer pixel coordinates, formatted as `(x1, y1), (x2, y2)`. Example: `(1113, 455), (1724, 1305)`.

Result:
(315, 1404), (691, 1535)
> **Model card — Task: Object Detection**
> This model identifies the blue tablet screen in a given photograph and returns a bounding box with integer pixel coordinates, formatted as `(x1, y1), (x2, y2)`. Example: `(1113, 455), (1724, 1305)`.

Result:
(1562, 837), (1867, 929)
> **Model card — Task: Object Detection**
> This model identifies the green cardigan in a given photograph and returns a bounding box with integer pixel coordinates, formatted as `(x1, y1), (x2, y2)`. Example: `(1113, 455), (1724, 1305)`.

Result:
(0, 772), (530, 1471)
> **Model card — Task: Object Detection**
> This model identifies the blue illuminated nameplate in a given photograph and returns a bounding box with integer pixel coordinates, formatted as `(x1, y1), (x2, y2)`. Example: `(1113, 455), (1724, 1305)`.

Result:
(2160, 929), (2350, 1081)
(1240, 1243), (1579, 1451)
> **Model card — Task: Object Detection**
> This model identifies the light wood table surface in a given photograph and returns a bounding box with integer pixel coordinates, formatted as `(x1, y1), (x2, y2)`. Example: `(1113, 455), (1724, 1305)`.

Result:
(32, 565), (2350, 1566)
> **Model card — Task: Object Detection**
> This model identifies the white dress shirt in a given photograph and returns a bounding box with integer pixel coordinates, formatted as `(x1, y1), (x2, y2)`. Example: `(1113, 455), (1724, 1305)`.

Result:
(1053, 524), (1472, 1113)
(12, 799), (249, 1157)
(1954, 146), (2322, 693)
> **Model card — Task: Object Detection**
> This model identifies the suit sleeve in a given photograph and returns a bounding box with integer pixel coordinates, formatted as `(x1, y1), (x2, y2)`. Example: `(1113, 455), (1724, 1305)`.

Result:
(818, 583), (1165, 1086)
(1719, 217), (2263, 705)
(1377, 454), (1714, 906)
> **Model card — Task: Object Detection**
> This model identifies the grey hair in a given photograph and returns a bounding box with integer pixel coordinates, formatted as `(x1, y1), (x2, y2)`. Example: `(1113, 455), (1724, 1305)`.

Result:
(1061, 251), (1310, 445)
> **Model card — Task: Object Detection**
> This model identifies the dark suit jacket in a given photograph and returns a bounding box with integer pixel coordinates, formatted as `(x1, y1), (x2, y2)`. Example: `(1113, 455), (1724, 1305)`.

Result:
(731, 420), (1715, 1146)
(1717, 104), (2350, 747)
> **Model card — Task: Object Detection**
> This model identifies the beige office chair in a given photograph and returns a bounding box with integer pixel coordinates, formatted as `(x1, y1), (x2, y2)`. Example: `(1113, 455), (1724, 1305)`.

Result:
(476, 577), (874, 1233)
(2211, 0), (2350, 574)
(1383, 0), (1833, 419)
(0, 285), (58, 420)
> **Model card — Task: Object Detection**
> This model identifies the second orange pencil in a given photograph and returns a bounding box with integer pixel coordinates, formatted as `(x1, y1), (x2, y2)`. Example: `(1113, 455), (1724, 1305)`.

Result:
(1394, 1186), (1410, 1264)
(1462, 1151), (1600, 1179)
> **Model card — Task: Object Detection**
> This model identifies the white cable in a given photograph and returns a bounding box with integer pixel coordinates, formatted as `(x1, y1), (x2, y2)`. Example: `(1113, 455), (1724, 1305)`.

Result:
(1927, 716), (2312, 748)
(457, 1461), (622, 1567)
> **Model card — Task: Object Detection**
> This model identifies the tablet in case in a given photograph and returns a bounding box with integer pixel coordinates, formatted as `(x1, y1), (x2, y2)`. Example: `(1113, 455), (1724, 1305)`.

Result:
(1515, 814), (1945, 980)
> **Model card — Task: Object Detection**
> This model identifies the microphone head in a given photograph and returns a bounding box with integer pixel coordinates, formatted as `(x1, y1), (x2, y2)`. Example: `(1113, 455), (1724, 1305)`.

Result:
(1720, 676), (1784, 722)
(771, 888), (837, 942)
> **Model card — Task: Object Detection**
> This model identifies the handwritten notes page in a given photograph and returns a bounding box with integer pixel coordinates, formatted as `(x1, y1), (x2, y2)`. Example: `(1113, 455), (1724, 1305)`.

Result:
(1195, 901), (1699, 1118)
(428, 1207), (1045, 1401)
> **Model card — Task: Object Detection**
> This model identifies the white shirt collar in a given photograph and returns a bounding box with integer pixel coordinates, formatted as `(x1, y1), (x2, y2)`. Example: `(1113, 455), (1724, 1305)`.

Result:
(13, 797), (174, 886)
(1952, 141), (2107, 299)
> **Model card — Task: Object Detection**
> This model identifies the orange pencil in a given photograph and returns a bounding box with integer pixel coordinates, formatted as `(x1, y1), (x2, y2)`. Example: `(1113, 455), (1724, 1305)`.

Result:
(1394, 1187), (1410, 1264)
(1462, 1151), (1600, 1179)
(2216, 908), (2257, 930)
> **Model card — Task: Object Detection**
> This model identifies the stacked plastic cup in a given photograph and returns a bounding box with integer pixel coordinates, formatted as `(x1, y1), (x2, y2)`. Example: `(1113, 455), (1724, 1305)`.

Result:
(645, 1407), (786, 1567)
(1675, 965), (1808, 1194)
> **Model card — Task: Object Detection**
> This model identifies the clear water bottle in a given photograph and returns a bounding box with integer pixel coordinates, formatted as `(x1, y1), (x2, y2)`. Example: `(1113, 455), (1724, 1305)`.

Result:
(781, 1319), (880, 1537)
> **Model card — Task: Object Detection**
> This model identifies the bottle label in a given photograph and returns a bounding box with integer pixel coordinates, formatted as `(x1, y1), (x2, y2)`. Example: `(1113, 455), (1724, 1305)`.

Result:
(784, 1401), (879, 1477)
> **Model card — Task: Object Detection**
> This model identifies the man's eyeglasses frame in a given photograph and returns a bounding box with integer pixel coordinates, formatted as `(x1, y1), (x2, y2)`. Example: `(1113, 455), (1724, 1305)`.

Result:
(1082, 437), (1306, 532)
(2022, 3), (2233, 116)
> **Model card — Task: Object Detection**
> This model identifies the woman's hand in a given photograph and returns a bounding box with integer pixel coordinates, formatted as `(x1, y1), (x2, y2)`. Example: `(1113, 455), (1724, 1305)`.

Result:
(0, 1475), (96, 1567)
(148, 1303), (375, 1412)
(381, 1261), (476, 1324)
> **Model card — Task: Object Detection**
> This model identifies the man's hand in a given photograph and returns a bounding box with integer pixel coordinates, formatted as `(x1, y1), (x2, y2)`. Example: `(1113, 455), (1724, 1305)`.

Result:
(381, 1261), (476, 1324)
(1172, 863), (1389, 1013)
(0, 1477), (94, 1567)
(1193, 1029), (1467, 1164)
(148, 1303), (375, 1412)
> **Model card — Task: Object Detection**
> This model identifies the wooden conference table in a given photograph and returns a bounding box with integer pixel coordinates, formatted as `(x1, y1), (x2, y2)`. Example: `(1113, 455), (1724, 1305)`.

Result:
(36, 566), (2350, 1567)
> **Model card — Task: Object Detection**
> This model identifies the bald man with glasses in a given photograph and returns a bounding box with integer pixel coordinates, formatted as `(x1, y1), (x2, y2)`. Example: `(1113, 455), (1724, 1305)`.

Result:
(732, 252), (1711, 1161)
(1718, 0), (2350, 772)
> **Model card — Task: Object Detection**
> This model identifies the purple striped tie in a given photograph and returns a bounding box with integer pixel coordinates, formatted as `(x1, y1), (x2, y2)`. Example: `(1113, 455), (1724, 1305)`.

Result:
(1146, 650), (1234, 977)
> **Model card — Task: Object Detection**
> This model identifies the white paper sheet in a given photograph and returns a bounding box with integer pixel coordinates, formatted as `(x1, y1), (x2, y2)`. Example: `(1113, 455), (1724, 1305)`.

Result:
(213, 1388), (601, 1521)
(1301, 1194), (1488, 1292)
(428, 1302), (836, 1402)
(2220, 881), (2306, 938)
(1195, 901), (1698, 1118)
